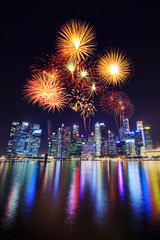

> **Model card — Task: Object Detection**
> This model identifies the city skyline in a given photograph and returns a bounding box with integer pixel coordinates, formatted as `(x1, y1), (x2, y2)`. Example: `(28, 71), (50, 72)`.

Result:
(5, 118), (156, 158)
(1, 1), (160, 154)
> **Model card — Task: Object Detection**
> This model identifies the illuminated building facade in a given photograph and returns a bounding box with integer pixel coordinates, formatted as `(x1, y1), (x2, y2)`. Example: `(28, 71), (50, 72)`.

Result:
(71, 125), (82, 156)
(123, 118), (130, 137)
(48, 132), (57, 157)
(82, 142), (96, 156)
(57, 124), (65, 159)
(14, 122), (29, 157)
(6, 121), (20, 157)
(136, 121), (145, 148)
(144, 125), (153, 150)
(135, 130), (143, 156)
(108, 130), (117, 155)
(63, 126), (71, 158)
(125, 132), (136, 156)
(116, 140), (126, 156)
(26, 124), (42, 157)
(6, 121), (42, 158)
(100, 123), (106, 156)
(95, 122), (101, 156)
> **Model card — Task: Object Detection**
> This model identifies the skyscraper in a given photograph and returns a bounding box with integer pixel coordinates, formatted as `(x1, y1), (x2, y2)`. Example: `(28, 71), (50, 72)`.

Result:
(6, 121), (19, 157)
(48, 132), (57, 158)
(57, 124), (65, 159)
(125, 132), (136, 156)
(63, 126), (71, 158)
(15, 122), (29, 157)
(6, 121), (42, 158)
(123, 118), (130, 136)
(71, 124), (82, 156)
(95, 122), (101, 156)
(100, 123), (106, 156)
(144, 125), (153, 150)
(136, 121), (145, 148)
(135, 130), (143, 156)
(108, 130), (117, 155)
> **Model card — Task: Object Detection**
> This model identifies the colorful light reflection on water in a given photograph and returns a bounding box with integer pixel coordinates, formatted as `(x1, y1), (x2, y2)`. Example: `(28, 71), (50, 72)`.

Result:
(0, 160), (160, 240)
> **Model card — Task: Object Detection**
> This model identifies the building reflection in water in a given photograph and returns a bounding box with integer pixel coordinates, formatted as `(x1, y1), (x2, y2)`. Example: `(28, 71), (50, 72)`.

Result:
(0, 160), (160, 234)
(118, 162), (125, 203)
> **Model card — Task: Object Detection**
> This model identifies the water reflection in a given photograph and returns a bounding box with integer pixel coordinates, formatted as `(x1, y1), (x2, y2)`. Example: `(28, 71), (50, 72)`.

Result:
(0, 160), (160, 239)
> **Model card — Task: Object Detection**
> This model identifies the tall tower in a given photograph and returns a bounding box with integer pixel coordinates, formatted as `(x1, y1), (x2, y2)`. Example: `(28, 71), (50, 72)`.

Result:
(63, 126), (71, 158)
(108, 130), (116, 154)
(144, 125), (153, 150)
(100, 123), (106, 156)
(25, 123), (42, 157)
(71, 124), (82, 156)
(6, 121), (20, 157)
(136, 121), (145, 148)
(15, 122), (29, 157)
(94, 122), (101, 156)
(57, 123), (65, 159)
(123, 118), (130, 136)
(48, 132), (57, 158)
(135, 130), (143, 156)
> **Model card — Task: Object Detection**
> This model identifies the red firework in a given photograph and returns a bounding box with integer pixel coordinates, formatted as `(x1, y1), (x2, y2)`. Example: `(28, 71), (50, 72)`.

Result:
(99, 91), (134, 118)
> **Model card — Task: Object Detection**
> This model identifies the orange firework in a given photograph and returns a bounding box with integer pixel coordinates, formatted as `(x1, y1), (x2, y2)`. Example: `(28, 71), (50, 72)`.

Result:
(56, 19), (96, 61)
(24, 71), (68, 112)
(97, 49), (131, 86)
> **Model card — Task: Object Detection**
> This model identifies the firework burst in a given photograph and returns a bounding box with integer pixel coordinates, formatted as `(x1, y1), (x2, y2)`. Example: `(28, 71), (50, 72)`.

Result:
(99, 91), (134, 118)
(56, 19), (96, 61)
(24, 71), (68, 112)
(97, 49), (131, 87)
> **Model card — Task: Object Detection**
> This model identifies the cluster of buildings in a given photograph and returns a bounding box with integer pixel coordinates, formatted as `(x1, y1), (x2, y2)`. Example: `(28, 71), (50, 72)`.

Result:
(6, 119), (159, 159)
(6, 121), (42, 158)
(47, 119), (156, 159)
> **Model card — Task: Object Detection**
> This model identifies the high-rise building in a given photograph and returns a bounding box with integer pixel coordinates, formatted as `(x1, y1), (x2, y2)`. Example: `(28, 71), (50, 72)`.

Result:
(135, 130), (143, 156)
(88, 132), (95, 143)
(123, 118), (130, 136)
(136, 121), (145, 148)
(100, 123), (106, 156)
(144, 125), (153, 150)
(6, 121), (42, 158)
(63, 126), (71, 158)
(125, 132), (136, 156)
(15, 122), (29, 157)
(95, 122), (101, 156)
(57, 124), (65, 159)
(6, 121), (20, 157)
(48, 132), (57, 158)
(116, 140), (126, 155)
(71, 124), (82, 156)
(108, 130), (117, 155)
(82, 142), (96, 156)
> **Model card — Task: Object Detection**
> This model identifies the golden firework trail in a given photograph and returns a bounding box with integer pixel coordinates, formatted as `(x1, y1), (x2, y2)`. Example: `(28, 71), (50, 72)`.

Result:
(97, 49), (131, 86)
(57, 19), (96, 61)
(24, 71), (68, 112)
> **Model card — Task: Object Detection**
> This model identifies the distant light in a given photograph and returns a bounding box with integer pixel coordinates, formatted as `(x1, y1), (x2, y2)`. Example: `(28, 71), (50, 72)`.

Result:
(144, 126), (150, 130)
(100, 123), (105, 126)
(81, 134), (84, 138)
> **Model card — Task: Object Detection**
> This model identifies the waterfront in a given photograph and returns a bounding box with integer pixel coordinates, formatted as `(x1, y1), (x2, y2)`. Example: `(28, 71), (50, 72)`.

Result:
(0, 160), (160, 240)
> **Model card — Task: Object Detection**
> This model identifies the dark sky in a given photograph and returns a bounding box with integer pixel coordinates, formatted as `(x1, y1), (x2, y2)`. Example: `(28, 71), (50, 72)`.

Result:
(0, 0), (160, 154)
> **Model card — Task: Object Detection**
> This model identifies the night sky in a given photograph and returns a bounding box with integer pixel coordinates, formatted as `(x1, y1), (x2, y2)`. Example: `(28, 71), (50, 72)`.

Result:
(0, 0), (160, 154)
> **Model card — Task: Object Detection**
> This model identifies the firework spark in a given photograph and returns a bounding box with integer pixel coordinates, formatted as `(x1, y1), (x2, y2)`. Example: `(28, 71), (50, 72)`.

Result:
(97, 49), (131, 86)
(57, 19), (96, 61)
(24, 71), (68, 112)
(99, 91), (134, 118)
(30, 53), (63, 75)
